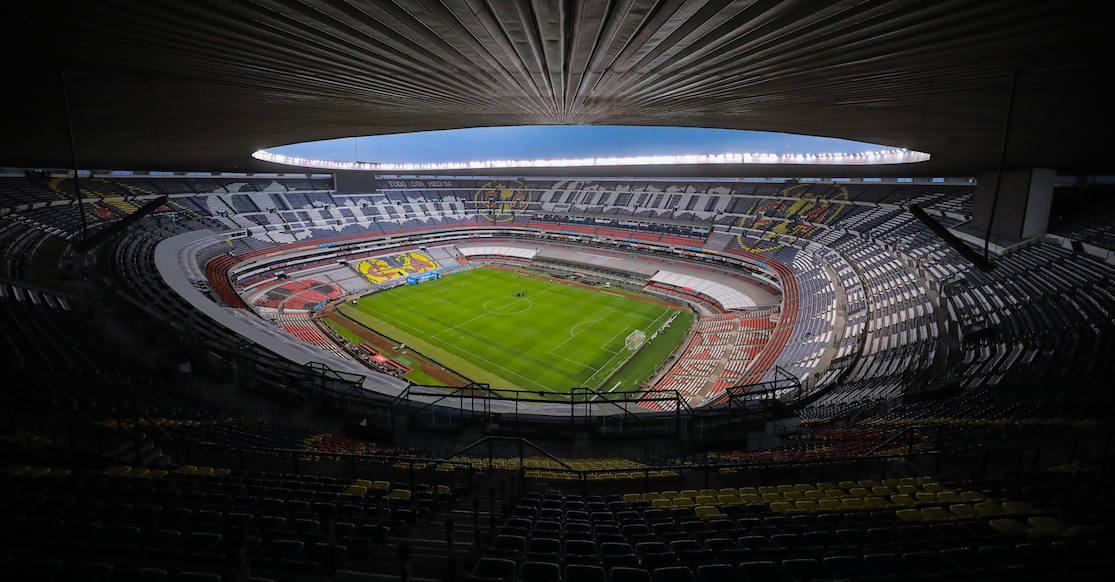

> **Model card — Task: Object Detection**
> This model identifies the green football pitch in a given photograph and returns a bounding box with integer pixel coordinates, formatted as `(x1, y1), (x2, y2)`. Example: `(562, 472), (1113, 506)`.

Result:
(335, 267), (691, 397)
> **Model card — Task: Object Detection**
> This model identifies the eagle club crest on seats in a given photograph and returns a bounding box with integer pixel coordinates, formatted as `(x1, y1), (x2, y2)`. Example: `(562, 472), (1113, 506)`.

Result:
(474, 179), (530, 222)
(737, 184), (851, 253)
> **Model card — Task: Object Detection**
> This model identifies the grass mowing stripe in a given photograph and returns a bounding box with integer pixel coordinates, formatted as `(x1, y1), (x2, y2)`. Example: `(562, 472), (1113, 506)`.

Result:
(344, 266), (689, 398)
(336, 303), (526, 394)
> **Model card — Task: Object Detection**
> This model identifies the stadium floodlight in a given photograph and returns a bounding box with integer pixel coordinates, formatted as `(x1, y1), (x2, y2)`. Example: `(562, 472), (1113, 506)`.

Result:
(625, 329), (647, 351)
(252, 147), (930, 171)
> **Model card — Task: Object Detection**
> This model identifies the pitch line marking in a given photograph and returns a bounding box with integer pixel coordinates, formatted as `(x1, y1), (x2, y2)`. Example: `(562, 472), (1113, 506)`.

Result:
(483, 297), (532, 315)
(402, 281), (468, 301)
(549, 309), (618, 358)
(586, 307), (674, 391)
(357, 305), (556, 392)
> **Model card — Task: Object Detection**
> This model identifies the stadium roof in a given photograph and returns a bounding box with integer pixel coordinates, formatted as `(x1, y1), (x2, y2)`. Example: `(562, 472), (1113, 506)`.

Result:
(2, 1), (1112, 177)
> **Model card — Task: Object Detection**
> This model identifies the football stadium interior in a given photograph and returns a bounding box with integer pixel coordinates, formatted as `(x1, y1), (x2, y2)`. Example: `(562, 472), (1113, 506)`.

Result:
(2, 2), (1115, 581)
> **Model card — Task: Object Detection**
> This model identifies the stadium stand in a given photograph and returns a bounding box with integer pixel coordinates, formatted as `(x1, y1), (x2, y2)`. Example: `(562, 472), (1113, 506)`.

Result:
(2, 174), (1114, 582)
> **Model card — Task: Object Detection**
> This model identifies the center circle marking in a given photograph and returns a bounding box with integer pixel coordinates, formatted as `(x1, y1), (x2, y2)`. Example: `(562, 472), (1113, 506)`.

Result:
(483, 297), (532, 315)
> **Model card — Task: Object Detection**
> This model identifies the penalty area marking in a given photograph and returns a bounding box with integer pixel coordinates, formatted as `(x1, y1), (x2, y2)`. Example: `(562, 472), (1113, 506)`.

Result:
(568, 314), (606, 338)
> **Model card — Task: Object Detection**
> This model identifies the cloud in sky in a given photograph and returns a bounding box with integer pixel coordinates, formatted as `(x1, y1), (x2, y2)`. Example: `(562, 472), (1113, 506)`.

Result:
(269, 126), (890, 164)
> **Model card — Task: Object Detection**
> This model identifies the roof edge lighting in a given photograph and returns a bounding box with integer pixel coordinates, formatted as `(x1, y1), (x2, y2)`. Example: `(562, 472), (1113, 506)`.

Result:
(253, 148), (930, 171)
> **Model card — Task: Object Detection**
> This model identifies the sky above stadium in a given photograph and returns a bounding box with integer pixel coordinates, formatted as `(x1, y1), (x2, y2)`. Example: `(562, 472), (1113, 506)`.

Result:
(268, 126), (890, 165)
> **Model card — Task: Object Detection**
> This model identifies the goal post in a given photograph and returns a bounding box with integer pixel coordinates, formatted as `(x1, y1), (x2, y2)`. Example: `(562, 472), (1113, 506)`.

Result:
(625, 329), (646, 351)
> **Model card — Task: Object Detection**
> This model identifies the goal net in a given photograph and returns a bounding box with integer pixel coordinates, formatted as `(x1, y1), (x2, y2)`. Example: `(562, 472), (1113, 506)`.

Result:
(625, 329), (647, 351)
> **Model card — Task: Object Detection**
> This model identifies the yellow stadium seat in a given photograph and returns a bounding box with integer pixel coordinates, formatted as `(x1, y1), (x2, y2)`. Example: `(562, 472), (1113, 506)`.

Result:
(776, 484), (796, 493)
(679, 489), (699, 499)
(212, 468), (230, 476)
(45, 468), (72, 478)
(387, 489), (411, 500)
(1001, 501), (1035, 515)
(862, 496), (891, 508)
(1026, 527), (1061, 540)
(769, 502), (795, 514)
(816, 482), (836, 491)
(194, 467), (214, 476)
(757, 486), (779, 495)
(673, 497), (696, 508)
(24, 466), (51, 477)
(872, 486), (896, 496)
(719, 488), (738, 496)
(848, 487), (871, 498)
(837, 481), (857, 490)
(890, 494), (917, 507)
(700, 489), (719, 497)
(661, 491), (680, 500)
(352, 479), (372, 488)
(761, 493), (783, 503)
(975, 502), (1006, 517)
(344, 485), (367, 496)
(858, 480), (880, 488)
(803, 490), (824, 500)
(935, 491), (962, 504)
(915, 492), (938, 504)
(920, 507), (953, 522)
(108, 466), (133, 476)
(921, 482), (946, 493)
(959, 491), (985, 502)
(795, 484), (815, 492)
(643, 492), (662, 502)
(624, 494), (642, 503)
(695, 506), (725, 520)
(896, 485), (919, 495)
(988, 519), (1030, 536)
(1064, 525), (1105, 537)
(1027, 516), (1068, 534)
(841, 498), (864, 510)
(781, 491), (803, 502)
(718, 495), (741, 506)
(896, 509), (924, 521)
(738, 494), (762, 504)
(695, 496), (719, 506)
(795, 500), (819, 513)
(818, 499), (843, 511)
(881, 479), (901, 488)
(738, 487), (759, 496)
(949, 504), (980, 519)
(652, 499), (673, 509)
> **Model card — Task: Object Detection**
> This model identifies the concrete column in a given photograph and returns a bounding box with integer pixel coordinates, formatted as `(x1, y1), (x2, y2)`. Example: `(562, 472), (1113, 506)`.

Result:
(966, 168), (1056, 244)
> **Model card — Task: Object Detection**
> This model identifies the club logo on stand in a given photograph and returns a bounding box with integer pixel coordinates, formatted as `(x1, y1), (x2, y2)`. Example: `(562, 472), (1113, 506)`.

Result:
(474, 179), (530, 222)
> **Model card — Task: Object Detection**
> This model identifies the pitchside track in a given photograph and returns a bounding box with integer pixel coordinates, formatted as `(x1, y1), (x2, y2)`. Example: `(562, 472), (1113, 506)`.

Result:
(337, 267), (688, 397)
